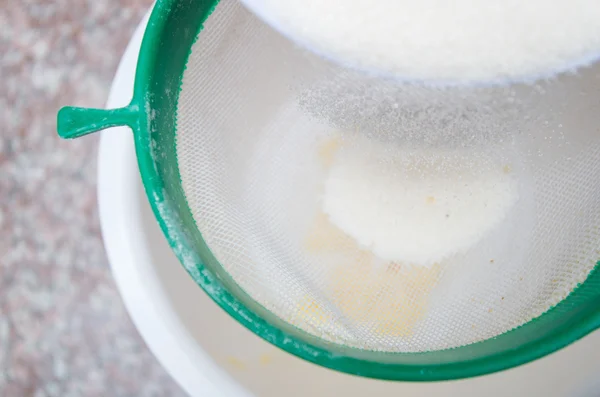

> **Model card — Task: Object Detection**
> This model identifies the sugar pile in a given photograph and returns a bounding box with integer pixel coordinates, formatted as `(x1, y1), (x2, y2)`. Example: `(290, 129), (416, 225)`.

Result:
(242, 0), (600, 84)
(322, 136), (519, 266)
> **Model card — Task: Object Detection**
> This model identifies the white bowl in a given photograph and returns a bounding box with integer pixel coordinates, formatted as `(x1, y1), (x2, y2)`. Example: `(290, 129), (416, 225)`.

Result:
(97, 6), (600, 397)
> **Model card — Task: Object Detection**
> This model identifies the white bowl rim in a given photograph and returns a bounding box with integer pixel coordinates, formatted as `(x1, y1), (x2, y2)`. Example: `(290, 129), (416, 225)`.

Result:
(97, 8), (249, 397)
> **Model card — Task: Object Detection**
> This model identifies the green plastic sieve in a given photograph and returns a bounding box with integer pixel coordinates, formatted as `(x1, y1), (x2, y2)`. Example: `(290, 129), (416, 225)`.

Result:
(57, 0), (600, 381)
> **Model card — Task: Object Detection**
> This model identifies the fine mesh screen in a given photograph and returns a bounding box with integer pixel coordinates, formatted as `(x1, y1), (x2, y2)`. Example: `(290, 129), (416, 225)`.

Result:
(176, 0), (600, 352)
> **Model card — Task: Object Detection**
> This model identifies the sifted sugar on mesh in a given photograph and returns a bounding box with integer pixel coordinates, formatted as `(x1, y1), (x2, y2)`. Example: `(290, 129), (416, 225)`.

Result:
(241, 0), (600, 83)
(322, 135), (519, 267)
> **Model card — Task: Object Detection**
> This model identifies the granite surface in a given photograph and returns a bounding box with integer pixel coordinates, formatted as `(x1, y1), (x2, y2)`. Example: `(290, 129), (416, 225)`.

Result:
(1, 1), (186, 395)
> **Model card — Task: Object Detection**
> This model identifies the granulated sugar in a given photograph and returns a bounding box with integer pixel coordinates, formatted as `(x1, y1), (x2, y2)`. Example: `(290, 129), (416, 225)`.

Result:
(322, 136), (519, 266)
(242, 0), (600, 84)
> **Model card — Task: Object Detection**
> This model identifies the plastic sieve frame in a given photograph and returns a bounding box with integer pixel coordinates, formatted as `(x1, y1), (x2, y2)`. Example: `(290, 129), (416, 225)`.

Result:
(57, 0), (600, 382)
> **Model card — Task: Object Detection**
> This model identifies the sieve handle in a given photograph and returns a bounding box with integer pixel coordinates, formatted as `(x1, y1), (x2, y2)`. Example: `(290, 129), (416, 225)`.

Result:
(57, 105), (140, 139)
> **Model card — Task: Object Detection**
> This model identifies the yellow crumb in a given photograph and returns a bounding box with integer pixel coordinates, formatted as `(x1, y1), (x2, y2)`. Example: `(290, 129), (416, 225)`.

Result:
(426, 196), (436, 204)
(503, 164), (512, 174)
(317, 136), (342, 168)
(259, 354), (273, 366)
(295, 295), (330, 327)
(225, 357), (246, 371)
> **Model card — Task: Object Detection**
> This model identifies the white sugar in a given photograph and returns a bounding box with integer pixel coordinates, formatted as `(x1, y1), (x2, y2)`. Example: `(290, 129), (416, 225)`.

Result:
(242, 0), (600, 84)
(322, 136), (519, 266)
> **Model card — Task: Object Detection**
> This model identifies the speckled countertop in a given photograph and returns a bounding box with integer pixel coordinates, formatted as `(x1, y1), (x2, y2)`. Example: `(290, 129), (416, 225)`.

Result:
(1, 1), (186, 395)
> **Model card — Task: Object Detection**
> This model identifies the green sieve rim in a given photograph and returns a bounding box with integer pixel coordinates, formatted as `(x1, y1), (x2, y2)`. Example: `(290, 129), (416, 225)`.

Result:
(57, 0), (600, 381)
